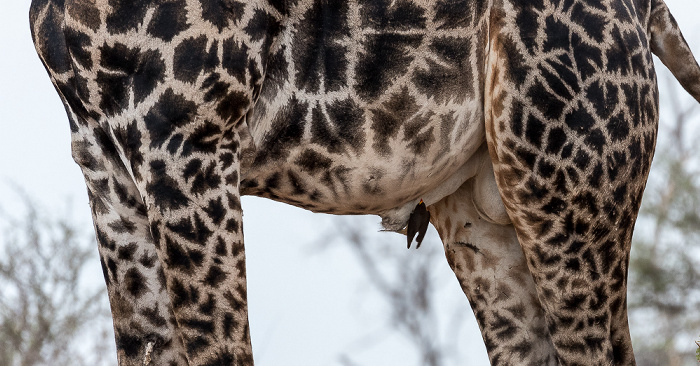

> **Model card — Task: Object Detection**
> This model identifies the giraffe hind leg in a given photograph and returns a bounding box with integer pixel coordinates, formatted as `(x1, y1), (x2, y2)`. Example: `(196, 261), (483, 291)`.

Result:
(486, 1), (659, 363)
(430, 171), (558, 365)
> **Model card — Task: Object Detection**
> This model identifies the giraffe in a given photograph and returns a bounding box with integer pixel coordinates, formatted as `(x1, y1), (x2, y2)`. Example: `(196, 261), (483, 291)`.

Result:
(29, 0), (700, 365)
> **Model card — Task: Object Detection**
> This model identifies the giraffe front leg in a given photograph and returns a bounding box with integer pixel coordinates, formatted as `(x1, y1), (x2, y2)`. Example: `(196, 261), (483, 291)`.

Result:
(131, 129), (253, 365)
(72, 121), (188, 365)
(429, 163), (557, 366)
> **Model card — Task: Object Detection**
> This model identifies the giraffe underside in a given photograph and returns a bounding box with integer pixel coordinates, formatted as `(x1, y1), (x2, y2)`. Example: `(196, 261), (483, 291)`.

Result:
(237, 0), (492, 219)
(29, 0), (700, 365)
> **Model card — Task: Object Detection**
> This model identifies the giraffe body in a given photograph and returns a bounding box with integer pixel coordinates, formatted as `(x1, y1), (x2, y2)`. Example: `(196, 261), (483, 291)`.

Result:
(29, 0), (700, 364)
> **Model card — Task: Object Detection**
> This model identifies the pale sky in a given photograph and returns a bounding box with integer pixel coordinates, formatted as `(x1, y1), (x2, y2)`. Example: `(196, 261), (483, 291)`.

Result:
(1, 1), (698, 365)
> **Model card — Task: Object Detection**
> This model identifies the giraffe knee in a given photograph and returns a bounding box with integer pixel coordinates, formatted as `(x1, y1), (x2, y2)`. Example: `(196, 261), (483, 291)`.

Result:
(470, 163), (511, 226)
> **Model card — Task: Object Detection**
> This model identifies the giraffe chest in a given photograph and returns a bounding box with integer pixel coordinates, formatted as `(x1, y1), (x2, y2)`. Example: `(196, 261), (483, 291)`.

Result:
(240, 0), (492, 214)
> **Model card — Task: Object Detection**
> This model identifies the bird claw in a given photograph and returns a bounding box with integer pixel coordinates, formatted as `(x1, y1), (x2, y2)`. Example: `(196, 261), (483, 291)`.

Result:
(406, 200), (430, 249)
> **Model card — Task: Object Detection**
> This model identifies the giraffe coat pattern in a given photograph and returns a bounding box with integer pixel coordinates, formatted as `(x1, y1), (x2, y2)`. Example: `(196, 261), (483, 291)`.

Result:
(29, 0), (700, 365)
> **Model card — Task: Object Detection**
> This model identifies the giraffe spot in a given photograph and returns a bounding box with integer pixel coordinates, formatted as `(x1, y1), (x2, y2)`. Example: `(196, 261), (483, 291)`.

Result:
(261, 46), (289, 100)
(254, 96), (308, 165)
(98, 44), (166, 112)
(200, 73), (251, 124)
(360, 0), (427, 30)
(433, 0), (482, 29)
(326, 98), (366, 151)
(182, 317), (216, 335)
(584, 128), (606, 155)
(413, 36), (473, 104)
(139, 307), (167, 329)
(183, 122), (223, 156)
(586, 80), (619, 120)
(222, 312), (236, 339)
(107, 257), (118, 283)
(113, 121), (144, 179)
(225, 218), (240, 234)
(292, 0), (350, 93)
(500, 36), (531, 87)
(164, 236), (195, 272)
(190, 163), (222, 195)
(244, 8), (281, 42)
(223, 289), (246, 313)
(524, 115), (545, 148)
(542, 197), (567, 215)
(147, 160), (190, 210)
(606, 112), (630, 142)
(144, 89), (197, 148)
(123, 267), (147, 298)
(356, 33), (423, 100)
(64, 27), (93, 69)
(199, 0), (245, 31)
(295, 149), (332, 175)
(516, 7), (541, 54)
(96, 226), (116, 251)
(571, 2), (607, 43)
(66, 0), (101, 31)
(572, 149), (590, 170)
(543, 15), (570, 53)
(139, 253), (157, 268)
(565, 102), (596, 134)
(115, 330), (145, 358)
(147, 0), (190, 41)
(606, 25), (633, 76)
(515, 147), (537, 170)
(572, 33), (603, 82)
(310, 104), (341, 154)
(186, 335), (210, 356)
(171, 213), (213, 244)
(492, 315), (519, 341)
(222, 38), (249, 85)
(204, 198), (226, 225)
(546, 57), (580, 94)
(371, 88), (418, 156)
(528, 80), (566, 121)
(105, 0), (149, 34)
(203, 265), (228, 287)
(117, 243), (139, 260)
(606, 150), (627, 181)
(538, 64), (574, 100)
(537, 159), (556, 178)
(287, 170), (307, 195)
(174, 36), (217, 83)
(183, 159), (203, 183)
(406, 125), (435, 156)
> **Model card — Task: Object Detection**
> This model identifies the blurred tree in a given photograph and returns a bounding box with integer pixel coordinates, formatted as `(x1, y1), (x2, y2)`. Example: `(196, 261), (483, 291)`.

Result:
(628, 75), (700, 366)
(0, 194), (115, 366)
(316, 218), (469, 366)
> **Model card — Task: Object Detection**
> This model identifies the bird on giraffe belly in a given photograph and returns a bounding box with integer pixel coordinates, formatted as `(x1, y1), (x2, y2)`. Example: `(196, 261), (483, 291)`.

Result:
(406, 200), (430, 249)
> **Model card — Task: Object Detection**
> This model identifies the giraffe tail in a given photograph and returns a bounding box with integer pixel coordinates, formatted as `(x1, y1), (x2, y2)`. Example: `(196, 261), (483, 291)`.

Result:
(649, 0), (700, 104)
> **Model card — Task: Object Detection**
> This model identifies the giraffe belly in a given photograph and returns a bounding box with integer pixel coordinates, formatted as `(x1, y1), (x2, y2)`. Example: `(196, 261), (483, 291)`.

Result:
(239, 0), (490, 215)
(239, 97), (486, 215)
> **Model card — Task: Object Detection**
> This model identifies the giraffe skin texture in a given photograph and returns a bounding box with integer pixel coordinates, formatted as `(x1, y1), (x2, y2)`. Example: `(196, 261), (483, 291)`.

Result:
(28, 0), (700, 365)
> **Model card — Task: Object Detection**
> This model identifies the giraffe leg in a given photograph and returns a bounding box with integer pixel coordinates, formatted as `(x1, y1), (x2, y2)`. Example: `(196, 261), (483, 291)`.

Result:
(71, 95), (252, 366)
(486, 2), (658, 363)
(129, 130), (252, 366)
(429, 150), (558, 366)
(70, 118), (187, 365)
(31, 0), (284, 362)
